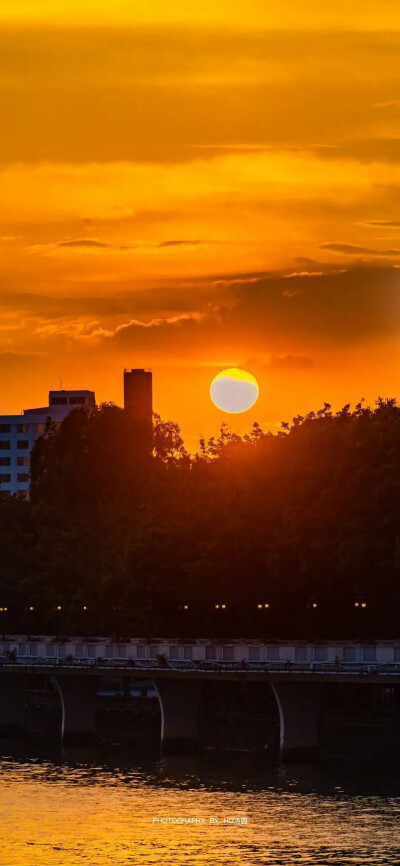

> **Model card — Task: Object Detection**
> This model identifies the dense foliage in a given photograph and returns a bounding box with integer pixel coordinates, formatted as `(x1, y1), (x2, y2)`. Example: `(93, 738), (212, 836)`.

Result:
(1, 398), (400, 639)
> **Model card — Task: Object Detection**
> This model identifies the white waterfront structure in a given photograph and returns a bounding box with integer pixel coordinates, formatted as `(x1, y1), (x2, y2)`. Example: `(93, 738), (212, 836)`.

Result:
(0, 389), (95, 496)
(1, 637), (400, 668)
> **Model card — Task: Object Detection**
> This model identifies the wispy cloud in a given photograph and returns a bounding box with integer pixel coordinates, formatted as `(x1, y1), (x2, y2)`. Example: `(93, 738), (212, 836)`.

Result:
(362, 220), (400, 227)
(319, 242), (400, 256)
(56, 238), (110, 249)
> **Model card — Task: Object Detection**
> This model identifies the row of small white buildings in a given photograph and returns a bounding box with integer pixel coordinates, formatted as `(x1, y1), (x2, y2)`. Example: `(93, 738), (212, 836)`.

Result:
(1, 638), (400, 665)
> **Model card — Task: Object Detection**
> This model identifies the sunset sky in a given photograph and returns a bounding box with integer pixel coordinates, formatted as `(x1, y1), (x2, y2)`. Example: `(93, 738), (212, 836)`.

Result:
(2, 2), (400, 450)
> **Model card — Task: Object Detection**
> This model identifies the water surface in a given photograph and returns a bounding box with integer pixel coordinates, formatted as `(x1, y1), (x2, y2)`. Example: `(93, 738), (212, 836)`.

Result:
(1, 743), (400, 865)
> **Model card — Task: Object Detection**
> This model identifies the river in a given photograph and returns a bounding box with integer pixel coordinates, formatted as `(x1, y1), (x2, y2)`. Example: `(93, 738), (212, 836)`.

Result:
(1, 742), (400, 865)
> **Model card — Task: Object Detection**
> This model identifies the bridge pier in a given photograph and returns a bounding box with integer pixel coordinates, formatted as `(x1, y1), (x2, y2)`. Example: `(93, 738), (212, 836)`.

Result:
(0, 674), (26, 736)
(56, 676), (98, 746)
(271, 682), (322, 762)
(154, 679), (201, 755)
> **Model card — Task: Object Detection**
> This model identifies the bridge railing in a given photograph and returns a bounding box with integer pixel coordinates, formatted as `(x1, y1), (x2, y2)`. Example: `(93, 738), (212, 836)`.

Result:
(1, 655), (400, 676)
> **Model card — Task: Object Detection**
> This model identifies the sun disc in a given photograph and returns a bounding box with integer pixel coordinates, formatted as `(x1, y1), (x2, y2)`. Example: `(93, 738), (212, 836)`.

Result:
(210, 368), (259, 413)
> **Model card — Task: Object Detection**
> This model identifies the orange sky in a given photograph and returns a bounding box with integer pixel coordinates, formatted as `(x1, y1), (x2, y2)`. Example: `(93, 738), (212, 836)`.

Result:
(2, 2), (400, 451)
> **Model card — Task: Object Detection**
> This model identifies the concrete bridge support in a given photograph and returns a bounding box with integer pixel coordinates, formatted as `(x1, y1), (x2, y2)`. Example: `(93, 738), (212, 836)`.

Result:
(0, 674), (26, 736)
(271, 681), (322, 762)
(56, 676), (98, 746)
(154, 678), (201, 755)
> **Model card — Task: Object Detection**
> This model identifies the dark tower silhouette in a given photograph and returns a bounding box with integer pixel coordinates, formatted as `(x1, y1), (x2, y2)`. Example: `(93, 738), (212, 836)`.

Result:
(123, 368), (153, 453)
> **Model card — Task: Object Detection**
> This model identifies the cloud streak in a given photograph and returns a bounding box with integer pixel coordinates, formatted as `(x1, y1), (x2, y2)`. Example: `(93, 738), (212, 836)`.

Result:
(319, 242), (400, 256)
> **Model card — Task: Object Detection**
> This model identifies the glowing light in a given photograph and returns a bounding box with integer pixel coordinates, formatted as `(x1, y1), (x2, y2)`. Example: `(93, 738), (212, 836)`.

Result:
(210, 368), (259, 414)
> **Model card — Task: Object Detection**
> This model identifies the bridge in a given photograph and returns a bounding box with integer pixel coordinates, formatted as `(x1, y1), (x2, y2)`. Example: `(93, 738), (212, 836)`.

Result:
(1, 637), (400, 760)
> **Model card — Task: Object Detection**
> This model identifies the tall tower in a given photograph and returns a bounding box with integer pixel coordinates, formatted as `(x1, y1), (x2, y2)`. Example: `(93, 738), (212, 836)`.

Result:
(123, 369), (153, 452)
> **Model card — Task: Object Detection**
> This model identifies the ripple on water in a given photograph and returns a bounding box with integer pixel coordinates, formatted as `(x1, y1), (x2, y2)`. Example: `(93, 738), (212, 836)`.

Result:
(0, 749), (400, 866)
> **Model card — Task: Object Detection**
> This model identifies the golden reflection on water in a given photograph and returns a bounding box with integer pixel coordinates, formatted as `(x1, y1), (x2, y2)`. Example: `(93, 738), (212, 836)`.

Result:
(1, 751), (400, 865)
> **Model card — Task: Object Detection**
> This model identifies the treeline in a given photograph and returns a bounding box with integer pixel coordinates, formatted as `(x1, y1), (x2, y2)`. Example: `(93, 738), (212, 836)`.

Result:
(1, 398), (400, 639)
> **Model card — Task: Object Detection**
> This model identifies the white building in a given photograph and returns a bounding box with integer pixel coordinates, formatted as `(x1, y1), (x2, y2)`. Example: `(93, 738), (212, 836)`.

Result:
(0, 390), (95, 497)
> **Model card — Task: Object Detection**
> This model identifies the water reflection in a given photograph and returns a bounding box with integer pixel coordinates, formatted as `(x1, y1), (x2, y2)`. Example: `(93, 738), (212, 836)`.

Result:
(1, 740), (400, 865)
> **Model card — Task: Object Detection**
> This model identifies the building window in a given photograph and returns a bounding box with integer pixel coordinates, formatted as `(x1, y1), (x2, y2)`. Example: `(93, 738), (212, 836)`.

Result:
(17, 440), (29, 450)
(206, 645), (216, 660)
(75, 644), (84, 658)
(29, 643), (37, 657)
(51, 397), (67, 405)
(0, 458), (10, 466)
(395, 648), (400, 662)
(295, 646), (308, 662)
(17, 473), (29, 483)
(249, 646), (260, 661)
(223, 646), (234, 661)
(87, 645), (96, 658)
(17, 457), (29, 467)
(137, 644), (146, 659)
(0, 442), (10, 450)
(314, 647), (328, 662)
(69, 396), (85, 404)
(0, 474), (11, 483)
(117, 644), (127, 658)
(169, 645), (180, 659)
(0, 425), (10, 433)
(267, 646), (280, 661)
(46, 644), (55, 657)
(363, 647), (376, 662)
(150, 645), (159, 659)
(183, 645), (193, 660)
(18, 643), (26, 656)
(34, 423), (46, 433)
(17, 424), (29, 433)
(344, 647), (357, 662)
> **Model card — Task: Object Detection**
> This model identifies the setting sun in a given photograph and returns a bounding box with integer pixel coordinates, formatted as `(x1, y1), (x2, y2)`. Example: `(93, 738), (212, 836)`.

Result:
(210, 368), (259, 414)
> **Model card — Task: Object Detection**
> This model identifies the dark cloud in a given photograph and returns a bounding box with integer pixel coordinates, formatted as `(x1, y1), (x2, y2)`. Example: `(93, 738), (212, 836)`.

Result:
(56, 238), (110, 249)
(0, 280), (233, 321)
(364, 220), (400, 227)
(50, 238), (207, 252)
(319, 242), (400, 256)
(105, 265), (400, 358)
(3, 265), (400, 360)
(157, 240), (205, 248)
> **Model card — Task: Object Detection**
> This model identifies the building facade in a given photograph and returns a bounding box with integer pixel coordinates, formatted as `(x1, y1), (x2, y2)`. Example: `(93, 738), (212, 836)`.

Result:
(0, 390), (95, 497)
